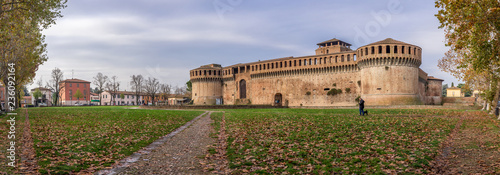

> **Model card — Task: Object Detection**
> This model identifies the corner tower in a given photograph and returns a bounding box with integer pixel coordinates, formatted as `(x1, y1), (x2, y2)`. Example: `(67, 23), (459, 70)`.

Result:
(356, 38), (423, 105)
(190, 64), (223, 105)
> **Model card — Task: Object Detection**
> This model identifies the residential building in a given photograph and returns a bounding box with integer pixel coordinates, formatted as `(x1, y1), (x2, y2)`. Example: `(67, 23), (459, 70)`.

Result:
(90, 92), (100, 105)
(168, 95), (190, 105)
(447, 86), (463, 97)
(59, 78), (91, 105)
(31, 87), (53, 106)
(21, 96), (32, 107)
(101, 90), (143, 105)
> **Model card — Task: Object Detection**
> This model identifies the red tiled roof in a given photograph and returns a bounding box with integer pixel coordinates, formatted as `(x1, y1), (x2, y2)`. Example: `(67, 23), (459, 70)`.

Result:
(60, 78), (91, 83)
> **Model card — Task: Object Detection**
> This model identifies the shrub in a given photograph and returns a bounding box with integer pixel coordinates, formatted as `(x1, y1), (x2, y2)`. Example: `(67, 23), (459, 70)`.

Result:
(333, 83), (337, 87)
(327, 88), (343, 96)
(345, 88), (351, 93)
(306, 91), (312, 95)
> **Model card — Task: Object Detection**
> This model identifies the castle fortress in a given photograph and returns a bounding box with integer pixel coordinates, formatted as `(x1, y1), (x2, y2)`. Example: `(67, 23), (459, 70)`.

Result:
(189, 38), (443, 106)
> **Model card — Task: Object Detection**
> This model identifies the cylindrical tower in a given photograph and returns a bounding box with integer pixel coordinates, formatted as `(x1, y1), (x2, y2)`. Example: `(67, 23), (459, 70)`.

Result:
(190, 64), (223, 105)
(356, 38), (423, 105)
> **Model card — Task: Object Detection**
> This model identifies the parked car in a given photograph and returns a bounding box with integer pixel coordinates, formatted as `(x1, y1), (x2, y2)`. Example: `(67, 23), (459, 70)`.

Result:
(39, 103), (47, 107)
(74, 103), (83, 106)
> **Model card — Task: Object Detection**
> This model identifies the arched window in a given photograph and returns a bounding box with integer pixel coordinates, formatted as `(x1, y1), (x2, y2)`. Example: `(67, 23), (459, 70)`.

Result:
(402, 46), (405, 54)
(353, 54), (357, 61)
(335, 56), (338, 63)
(386, 45), (390, 53)
(409, 47), (411, 54)
(341, 55), (344, 62)
(365, 48), (368, 55)
(378, 46), (383, 54)
(394, 46), (398, 53)
(414, 48), (417, 55)
(371, 47), (375, 54)
(347, 55), (350, 61)
(315, 58), (317, 65)
(309, 59), (312, 65)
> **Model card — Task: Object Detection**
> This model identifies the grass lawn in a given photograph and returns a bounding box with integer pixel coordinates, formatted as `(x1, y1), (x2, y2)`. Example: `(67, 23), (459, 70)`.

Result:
(6, 106), (203, 174)
(220, 108), (475, 174)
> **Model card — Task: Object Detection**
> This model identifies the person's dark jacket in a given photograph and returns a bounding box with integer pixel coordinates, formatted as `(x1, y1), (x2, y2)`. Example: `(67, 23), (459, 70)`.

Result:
(359, 99), (365, 109)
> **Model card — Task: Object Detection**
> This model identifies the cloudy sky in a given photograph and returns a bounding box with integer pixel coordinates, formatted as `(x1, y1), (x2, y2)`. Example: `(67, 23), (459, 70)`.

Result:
(31, 0), (458, 91)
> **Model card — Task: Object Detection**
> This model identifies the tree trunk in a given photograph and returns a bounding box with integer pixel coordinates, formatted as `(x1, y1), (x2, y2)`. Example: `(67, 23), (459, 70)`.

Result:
(493, 81), (500, 116)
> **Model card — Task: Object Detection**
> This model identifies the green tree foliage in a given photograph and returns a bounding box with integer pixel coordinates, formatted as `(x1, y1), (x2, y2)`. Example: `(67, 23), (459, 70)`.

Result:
(442, 84), (448, 97)
(73, 89), (83, 101)
(436, 0), (500, 111)
(120, 93), (125, 99)
(186, 80), (192, 92)
(33, 89), (42, 101)
(0, 0), (67, 110)
(457, 83), (473, 97)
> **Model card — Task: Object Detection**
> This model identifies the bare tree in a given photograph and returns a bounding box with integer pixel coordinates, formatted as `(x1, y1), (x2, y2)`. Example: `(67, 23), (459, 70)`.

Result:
(130, 75), (144, 105)
(160, 83), (171, 105)
(37, 76), (43, 87)
(143, 77), (160, 106)
(93, 72), (108, 105)
(174, 86), (185, 95)
(105, 76), (120, 105)
(46, 68), (63, 106)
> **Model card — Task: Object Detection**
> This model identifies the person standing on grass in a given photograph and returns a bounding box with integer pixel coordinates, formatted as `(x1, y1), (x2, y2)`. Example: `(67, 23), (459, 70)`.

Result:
(359, 97), (365, 116)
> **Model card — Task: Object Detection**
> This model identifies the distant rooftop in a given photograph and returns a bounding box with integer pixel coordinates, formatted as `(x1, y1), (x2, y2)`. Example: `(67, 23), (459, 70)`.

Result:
(60, 78), (91, 83)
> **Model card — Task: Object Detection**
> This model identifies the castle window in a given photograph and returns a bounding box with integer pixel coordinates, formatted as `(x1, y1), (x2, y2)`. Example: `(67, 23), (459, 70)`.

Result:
(309, 59), (312, 65)
(299, 60), (301, 66)
(259, 65), (262, 70)
(402, 46), (405, 54)
(315, 58), (317, 65)
(324, 57), (327, 64)
(319, 58), (322, 64)
(394, 46), (398, 53)
(365, 48), (368, 55)
(326, 50), (329, 54)
(409, 47), (411, 54)
(204, 70), (206, 75)
(386, 45), (390, 53)
(294, 60), (297, 66)
(341, 55), (344, 62)
(271, 63), (274, 69)
(353, 54), (357, 61)
(208, 70), (211, 75)
(335, 56), (338, 63)
(284, 62), (287, 67)
(289, 61), (292, 67)
(414, 48), (417, 55)
(371, 47), (375, 54)
(347, 55), (350, 61)
(378, 46), (382, 54)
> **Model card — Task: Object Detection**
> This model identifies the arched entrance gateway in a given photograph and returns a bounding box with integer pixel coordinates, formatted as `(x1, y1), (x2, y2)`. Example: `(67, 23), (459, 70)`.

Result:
(274, 93), (282, 106)
(239, 79), (246, 99)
